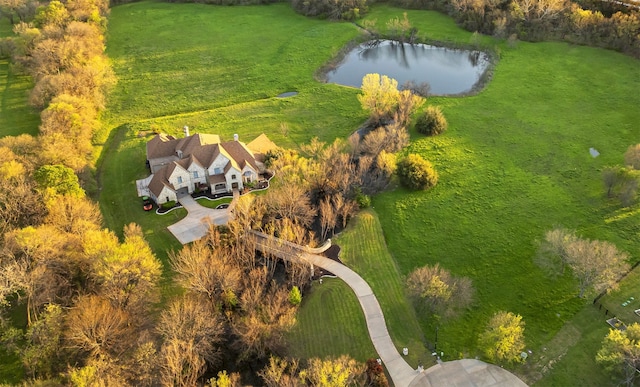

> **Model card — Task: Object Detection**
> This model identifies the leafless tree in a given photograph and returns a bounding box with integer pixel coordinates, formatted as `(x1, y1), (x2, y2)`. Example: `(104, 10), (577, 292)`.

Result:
(157, 296), (225, 387)
(66, 295), (134, 360)
(232, 285), (296, 360)
(565, 238), (629, 298)
(536, 227), (578, 275)
(259, 356), (303, 387)
(170, 239), (243, 308)
(319, 198), (337, 241)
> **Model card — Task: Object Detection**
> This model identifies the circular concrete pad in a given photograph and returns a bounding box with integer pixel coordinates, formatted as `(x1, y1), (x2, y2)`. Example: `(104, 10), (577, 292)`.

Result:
(409, 359), (528, 387)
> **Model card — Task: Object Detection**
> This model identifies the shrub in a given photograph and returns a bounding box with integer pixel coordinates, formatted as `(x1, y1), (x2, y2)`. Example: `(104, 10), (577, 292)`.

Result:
(289, 286), (302, 306)
(161, 200), (177, 210)
(291, 0), (367, 20)
(355, 187), (371, 208)
(479, 311), (526, 364)
(397, 154), (438, 190)
(624, 144), (640, 170)
(415, 106), (448, 136)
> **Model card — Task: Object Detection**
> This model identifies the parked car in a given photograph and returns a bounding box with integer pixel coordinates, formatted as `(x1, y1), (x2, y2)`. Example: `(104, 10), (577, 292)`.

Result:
(142, 196), (153, 211)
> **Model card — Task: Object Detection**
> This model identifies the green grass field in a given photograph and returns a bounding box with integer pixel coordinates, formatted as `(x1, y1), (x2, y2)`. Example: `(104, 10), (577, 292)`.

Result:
(0, 19), (40, 138)
(289, 210), (433, 367)
(373, 38), (640, 381)
(100, 2), (367, 149)
(95, 2), (640, 384)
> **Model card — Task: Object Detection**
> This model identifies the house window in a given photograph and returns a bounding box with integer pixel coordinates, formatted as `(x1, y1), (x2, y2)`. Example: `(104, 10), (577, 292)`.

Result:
(214, 167), (222, 175)
(177, 176), (183, 184)
(231, 174), (236, 180)
(193, 171), (199, 178)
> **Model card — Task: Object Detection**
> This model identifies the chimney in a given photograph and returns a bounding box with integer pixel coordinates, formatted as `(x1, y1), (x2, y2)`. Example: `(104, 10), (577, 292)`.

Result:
(183, 126), (190, 137)
(233, 133), (239, 142)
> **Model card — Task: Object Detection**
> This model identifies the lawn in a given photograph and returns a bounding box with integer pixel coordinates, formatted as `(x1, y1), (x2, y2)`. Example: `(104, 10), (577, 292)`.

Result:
(97, 2), (640, 384)
(0, 19), (40, 138)
(287, 278), (377, 362)
(372, 38), (640, 382)
(100, 2), (367, 149)
(288, 210), (433, 367)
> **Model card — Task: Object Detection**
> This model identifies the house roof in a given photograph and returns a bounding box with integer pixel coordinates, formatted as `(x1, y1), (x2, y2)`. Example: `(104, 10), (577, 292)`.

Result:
(146, 134), (177, 160)
(147, 133), (221, 161)
(221, 140), (259, 172)
(247, 133), (278, 155)
(145, 133), (274, 197)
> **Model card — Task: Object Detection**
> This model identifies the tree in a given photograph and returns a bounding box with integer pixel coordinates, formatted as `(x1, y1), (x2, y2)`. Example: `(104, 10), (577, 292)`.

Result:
(597, 322), (640, 386)
(602, 166), (639, 206)
(301, 355), (367, 386)
(319, 197), (337, 241)
(33, 164), (85, 199)
(85, 224), (162, 314)
(406, 263), (473, 318)
(478, 311), (526, 364)
(210, 370), (241, 387)
(397, 154), (438, 190)
(171, 236), (243, 308)
(232, 281), (297, 360)
(564, 238), (629, 298)
(537, 229), (630, 297)
(0, 151), (45, 234)
(358, 73), (400, 125)
(265, 184), (316, 228)
(260, 356), (302, 387)
(66, 295), (135, 360)
(20, 303), (65, 379)
(157, 296), (225, 387)
(365, 358), (389, 387)
(415, 106), (448, 136)
(395, 89), (424, 127)
(289, 286), (302, 306)
(536, 227), (577, 275)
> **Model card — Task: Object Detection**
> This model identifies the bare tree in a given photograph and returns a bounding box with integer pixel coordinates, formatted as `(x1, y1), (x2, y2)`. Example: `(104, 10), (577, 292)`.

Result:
(319, 197), (337, 241)
(536, 227), (577, 275)
(265, 185), (316, 228)
(232, 285), (297, 360)
(260, 356), (303, 387)
(624, 144), (640, 170)
(66, 295), (134, 360)
(565, 238), (629, 298)
(406, 263), (474, 318)
(170, 238), (243, 308)
(158, 296), (225, 387)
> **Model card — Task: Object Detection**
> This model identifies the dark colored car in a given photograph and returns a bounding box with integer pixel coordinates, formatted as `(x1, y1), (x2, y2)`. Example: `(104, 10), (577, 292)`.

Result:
(142, 196), (153, 211)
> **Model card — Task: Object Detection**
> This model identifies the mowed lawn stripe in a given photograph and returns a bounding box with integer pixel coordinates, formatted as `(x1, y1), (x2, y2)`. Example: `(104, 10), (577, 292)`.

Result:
(336, 209), (431, 367)
(0, 20), (40, 138)
(287, 278), (377, 362)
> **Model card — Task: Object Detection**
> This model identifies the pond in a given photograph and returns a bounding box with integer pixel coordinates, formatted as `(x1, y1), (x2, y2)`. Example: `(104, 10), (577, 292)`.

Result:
(325, 40), (491, 96)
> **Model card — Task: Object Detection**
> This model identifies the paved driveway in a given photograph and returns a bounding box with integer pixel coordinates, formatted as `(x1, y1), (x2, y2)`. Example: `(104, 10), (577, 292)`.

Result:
(167, 193), (236, 244)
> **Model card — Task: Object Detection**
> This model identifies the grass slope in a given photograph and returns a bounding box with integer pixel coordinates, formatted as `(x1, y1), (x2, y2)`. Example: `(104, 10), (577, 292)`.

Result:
(0, 19), (40, 138)
(287, 278), (377, 362)
(373, 39), (640, 380)
(289, 210), (432, 366)
(102, 2), (366, 148)
(335, 210), (431, 367)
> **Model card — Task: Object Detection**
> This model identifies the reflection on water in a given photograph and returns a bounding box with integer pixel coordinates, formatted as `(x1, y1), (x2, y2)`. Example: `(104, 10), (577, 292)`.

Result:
(326, 40), (490, 95)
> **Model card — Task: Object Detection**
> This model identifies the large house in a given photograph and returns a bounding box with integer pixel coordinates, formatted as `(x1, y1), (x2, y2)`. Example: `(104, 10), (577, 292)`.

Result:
(137, 129), (276, 204)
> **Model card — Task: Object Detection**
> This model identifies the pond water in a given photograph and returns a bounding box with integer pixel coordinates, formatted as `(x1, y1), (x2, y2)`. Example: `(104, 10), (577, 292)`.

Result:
(325, 40), (491, 95)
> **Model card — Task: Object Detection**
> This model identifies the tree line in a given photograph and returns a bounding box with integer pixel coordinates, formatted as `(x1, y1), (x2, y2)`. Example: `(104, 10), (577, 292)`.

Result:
(290, 0), (640, 58)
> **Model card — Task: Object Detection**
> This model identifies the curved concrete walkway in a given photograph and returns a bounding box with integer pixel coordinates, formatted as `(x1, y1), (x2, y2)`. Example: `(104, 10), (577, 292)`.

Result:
(300, 251), (419, 386)
(167, 191), (238, 244)
(251, 232), (528, 387)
